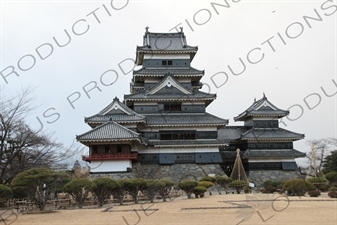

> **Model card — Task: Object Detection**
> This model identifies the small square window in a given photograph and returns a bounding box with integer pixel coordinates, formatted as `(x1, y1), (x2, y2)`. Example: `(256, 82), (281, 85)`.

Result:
(168, 60), (172, 65)
(162, 61), (167, 65)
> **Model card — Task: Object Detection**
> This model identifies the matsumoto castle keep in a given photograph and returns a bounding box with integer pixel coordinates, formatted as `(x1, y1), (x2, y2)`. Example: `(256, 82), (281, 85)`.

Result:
(76, 28), (306, 186)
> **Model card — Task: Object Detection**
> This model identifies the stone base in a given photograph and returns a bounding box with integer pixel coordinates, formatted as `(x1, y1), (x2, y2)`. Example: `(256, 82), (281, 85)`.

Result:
(89, 172), (133, 180)
(248, 170), (305, 187)
(89, 163), (226, 184)
(132, 163), (226, 184)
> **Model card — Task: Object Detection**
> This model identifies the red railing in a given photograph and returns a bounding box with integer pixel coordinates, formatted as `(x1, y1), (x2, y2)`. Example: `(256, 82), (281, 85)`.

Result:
(82, 153), (138, 162)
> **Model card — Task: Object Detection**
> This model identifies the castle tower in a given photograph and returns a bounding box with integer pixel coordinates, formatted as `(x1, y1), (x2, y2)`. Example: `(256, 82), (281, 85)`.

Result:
(77, 28), (228, 180)
(219, 94), (306, 186)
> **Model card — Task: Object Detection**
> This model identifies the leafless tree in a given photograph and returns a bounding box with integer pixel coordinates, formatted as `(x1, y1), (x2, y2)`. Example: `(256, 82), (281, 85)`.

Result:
(299, 137), (337, 176)
(0, 86), (75, 185)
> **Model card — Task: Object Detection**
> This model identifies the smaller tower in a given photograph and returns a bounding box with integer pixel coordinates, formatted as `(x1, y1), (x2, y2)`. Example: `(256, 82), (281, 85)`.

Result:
(219, 94), (306, 186)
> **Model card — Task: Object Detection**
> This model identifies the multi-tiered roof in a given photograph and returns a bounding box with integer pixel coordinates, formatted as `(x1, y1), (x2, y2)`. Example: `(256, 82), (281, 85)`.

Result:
(77, 28), (229, 169)
(219, 94), (305, 168)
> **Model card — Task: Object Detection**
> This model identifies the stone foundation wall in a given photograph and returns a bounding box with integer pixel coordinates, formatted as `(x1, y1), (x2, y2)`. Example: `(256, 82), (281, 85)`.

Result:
(132, 163), (226, 184)
(89, 172), (133, 180)
(248, 170), (305, 187)
(89, 163), (226, 184)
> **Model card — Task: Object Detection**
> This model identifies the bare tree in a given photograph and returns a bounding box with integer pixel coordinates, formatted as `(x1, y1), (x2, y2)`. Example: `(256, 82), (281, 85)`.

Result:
(299, 138), (337, 176)
(0, 86), (75, 185)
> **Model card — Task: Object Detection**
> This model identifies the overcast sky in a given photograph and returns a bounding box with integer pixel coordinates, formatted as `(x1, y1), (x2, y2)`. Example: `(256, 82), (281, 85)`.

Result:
(1, 0), (336, 166)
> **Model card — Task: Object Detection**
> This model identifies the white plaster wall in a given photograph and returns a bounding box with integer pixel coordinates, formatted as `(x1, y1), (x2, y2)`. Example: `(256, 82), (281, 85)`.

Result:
(144, 54), (189, 59)
(90, 160), (132, 173)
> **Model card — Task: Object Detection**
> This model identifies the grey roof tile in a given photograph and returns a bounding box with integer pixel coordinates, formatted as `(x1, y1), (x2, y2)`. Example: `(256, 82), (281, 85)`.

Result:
(221, 149), (306, 159)
(148, 139), (228, 147)
(138, 31), (197, 52)
(145, 113), (228, 127)
(76, 121), (141, 143)
(85, 97), (145, 125)
(234, 94), (289, 121)
(243, 149), (306, 159)
(124, 90), (216, 101)
(85, 114), (145, 124)
(133, 67), (204, 76)
(218, 126), (249, 141)
(241, 127), (305, 141)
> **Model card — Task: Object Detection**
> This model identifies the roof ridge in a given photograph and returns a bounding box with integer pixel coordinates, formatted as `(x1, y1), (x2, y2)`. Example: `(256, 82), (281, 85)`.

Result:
(85, 97), (144, 121)
(76, 121), (140, 141)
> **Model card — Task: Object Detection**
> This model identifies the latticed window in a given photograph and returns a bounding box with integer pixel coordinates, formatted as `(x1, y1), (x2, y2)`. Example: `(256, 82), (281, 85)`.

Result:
(163, 103), (181, 111)
(162, 60), (173, 66)
(184, 133), (195, 139)
(160, 131), (196, 140)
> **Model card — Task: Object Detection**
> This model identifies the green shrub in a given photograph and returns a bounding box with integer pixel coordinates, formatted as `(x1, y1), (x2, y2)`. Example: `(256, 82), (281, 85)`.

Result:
(325, 172), (337, 184)
(244, 186), (251, 193)
(194, 186), (207, 198)
(282, 179), (315, 196)
(215, 176), (232, 194)
(63, 178), (94, 208)
(0, 184), (12, 200)
(159, 180), (175, 202)
(263, 180), (283, 189)
(112, 180), (127, 205)
(319, 184), (330, 192)
(200, 176), (216, 183)
(142, 179), (165, 203)
(328, 187), (337, 191)
(306, 177), (329, 186)
(178, 180), (198, 199)
(198, 181), (214, 189)
(229, 180), (249, 187)
(229, 180), (249, 194)
(124, 178), (147, 204)
(92, 178), (118, 207)
(328, 191), (337, 198)
(308, 190), (320, 197)
(262, 186), (278, 193)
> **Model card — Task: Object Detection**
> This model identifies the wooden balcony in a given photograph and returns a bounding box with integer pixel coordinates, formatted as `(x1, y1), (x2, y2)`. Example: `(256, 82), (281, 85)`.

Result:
(82, 153), (138, 162)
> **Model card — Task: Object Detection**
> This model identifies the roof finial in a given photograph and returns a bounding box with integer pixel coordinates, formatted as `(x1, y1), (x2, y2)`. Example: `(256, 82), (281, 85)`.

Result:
(263, 92), (266, 99)
(180, 27), (183, 32)
(254, 97), (256, 102)
(145, 26), (149, 33)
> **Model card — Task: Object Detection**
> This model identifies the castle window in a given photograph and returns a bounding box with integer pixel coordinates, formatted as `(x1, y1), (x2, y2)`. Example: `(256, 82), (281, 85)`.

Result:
(160, 131), (196, 140)
(117, 146), (122, 153)
(105, 146), (110, 153)
(162, 60), (173, 66)
(92, 146), (98, 154)
(164, 103), (181, 111)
